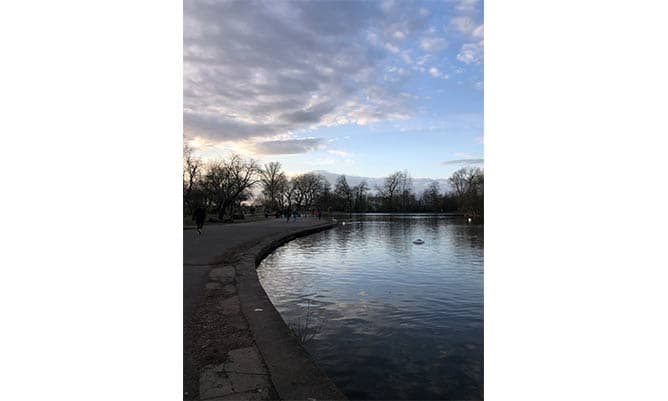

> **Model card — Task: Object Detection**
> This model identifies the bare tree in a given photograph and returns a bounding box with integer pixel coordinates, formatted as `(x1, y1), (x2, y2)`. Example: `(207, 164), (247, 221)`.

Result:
(315, 179), (332, 211)
(183, 142), (204, 216)
(398, 170), (414, 212)
(421, 181), (441, 212)
(287, 173), (323, 212)
(183, 143), (203, 213)
(260, 162), (287, 211)
(281, 180), (297, 212)
(302, 173), (325, 211)
(448, 167), (483, 197)
(334, 175), (353, 212)
(377, 171), (403, 211)
(202, 154), (261, 219)
(448, 167), (484, 217)
(352, 180), (368, 212)
(290, 175), (306, 210)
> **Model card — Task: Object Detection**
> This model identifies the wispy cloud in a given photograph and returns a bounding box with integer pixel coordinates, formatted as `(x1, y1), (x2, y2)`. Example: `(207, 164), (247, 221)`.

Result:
(449, 16), (476, 34)
(455, 152), (483, 159)
(246, 138), (326, 155)
(441, 158), (484, 165)
(447, 0), (480, 13)
(457, 42), (483, 64)
(327, 149), (352, 157)
(472, 24), (484, 39)
(420, 36), (448, 52)
(393, 31), (406, 40)
(429, 67), (448, 79)
(384, 66), (410, 83)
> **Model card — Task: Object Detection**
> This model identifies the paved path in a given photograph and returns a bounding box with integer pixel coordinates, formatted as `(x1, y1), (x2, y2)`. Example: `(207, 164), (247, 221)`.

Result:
(183, 218), (341, 401)
(184, 218), (332, 322)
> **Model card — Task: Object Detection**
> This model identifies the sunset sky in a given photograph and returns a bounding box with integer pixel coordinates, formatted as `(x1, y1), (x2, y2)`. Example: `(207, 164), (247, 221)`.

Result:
(184, 0), (483, 179)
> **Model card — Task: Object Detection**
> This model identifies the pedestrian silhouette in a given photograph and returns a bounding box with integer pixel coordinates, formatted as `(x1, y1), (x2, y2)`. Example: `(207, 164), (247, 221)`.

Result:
(193, 206), (206, 235)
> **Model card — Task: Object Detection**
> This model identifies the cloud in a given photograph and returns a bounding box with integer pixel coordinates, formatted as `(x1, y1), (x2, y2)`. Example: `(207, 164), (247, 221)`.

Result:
(449, 16), (476, 34)
(416, 54), (431, 66)
(398, 51), (413, 65)
(247, 138), (326, 155)
(385, 42), (400, 53)
(327, 149), (352, 157)
(393, 31), (406, 40)
(384, 66), (410, 82)
(472, 24), (484, 39)
(455, 152), (483, 158)
(448, 0), (480, 13)
(457, 42), (483, 64)
(441, 158), (484, 165)
(306, 158), (336, 166)
(419, 36), (448, 52)
(428, 67), (448, 79)
(184, 1), (424, 147)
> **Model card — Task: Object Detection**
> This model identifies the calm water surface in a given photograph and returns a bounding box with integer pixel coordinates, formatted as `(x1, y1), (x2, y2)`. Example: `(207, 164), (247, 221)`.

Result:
(257, 214), (483, 400)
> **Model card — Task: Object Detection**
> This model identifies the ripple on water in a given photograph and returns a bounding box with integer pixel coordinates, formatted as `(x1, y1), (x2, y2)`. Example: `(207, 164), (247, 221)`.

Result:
(257, 214), (483, 400)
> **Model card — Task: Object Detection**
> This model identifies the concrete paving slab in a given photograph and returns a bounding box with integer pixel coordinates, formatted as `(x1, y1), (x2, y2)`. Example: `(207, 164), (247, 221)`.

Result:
(224, 347), (266, 375)
(206, 282), (222, 290)
(200, 365), (235, 400)
(229, 320), (249, 331)
(227, 372), (271, 394)
(206, 388), (271, 401)
(218, 296), (241, 315)
(222, 284), (237, 296)
(210, 266), (235, 283)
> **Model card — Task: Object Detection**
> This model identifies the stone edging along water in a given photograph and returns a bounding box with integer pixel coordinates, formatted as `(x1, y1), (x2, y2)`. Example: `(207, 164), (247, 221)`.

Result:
(233, 222), (347, 401)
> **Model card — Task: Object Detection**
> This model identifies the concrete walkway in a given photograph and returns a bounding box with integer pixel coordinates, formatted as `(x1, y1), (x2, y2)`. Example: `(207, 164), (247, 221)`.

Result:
(184, 218), (346, 401)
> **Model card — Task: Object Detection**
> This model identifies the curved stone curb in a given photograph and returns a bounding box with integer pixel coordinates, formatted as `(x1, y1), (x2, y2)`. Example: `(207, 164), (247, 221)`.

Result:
(234, 223), (347, 401)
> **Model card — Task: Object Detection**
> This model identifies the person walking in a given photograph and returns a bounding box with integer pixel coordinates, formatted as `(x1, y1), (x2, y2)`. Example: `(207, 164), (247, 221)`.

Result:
(193, 206), (206, 235)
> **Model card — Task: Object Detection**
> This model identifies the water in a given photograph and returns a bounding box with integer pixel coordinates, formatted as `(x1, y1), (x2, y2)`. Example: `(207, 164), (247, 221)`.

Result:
(257, 214), (483, 400)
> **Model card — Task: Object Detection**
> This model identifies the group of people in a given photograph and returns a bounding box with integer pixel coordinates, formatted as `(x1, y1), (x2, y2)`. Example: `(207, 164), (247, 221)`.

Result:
(285, 209), (299, 222)
(192, 205), (326, 235)
(264, 207), (323, 222)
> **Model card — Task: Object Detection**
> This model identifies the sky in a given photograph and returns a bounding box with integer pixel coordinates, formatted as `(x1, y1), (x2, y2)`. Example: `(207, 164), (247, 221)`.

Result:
(184, 0), (483, 179)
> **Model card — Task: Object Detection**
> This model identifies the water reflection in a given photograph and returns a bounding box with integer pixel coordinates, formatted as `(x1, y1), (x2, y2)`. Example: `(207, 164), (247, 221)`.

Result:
(257, 214), (483, 400)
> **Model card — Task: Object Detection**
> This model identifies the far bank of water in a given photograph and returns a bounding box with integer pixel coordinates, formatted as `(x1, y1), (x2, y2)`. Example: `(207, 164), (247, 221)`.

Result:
(257, 214), (483, 400)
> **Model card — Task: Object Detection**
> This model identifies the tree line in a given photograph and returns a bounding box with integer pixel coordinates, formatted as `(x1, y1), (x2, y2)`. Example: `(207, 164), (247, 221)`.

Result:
(184, 145), (483, 220)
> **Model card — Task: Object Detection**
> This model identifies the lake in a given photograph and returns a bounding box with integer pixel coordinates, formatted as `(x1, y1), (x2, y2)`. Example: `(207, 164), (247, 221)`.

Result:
(257, 214), (483, 400)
